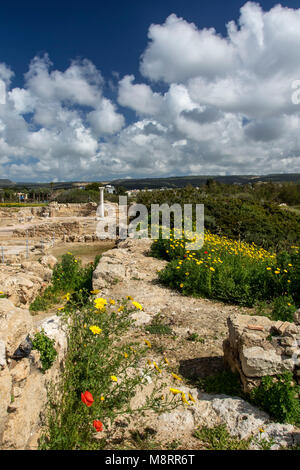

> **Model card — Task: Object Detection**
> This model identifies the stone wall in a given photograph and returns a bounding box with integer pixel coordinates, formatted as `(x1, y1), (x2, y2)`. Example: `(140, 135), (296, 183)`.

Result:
(0, 256), (67, 449)
(223, 312), (300, 393)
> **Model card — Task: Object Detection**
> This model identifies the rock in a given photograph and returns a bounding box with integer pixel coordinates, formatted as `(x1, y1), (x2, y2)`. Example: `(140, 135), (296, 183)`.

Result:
(224, 313), (299, 391)
(131, 311), (152, 326)
(38, 316), (67, 362)
(21, 261), (52, 282)
(294, 309), (300, 326)
(0, 366), (12, 432)
(10, 359), (30, 383)
(240, 346), (294, 377)
(12, 335), (33, 359)
(1, 371), (47, 449)
(0, 299), (33, 358)
(0, 341), (6, 369)
(210, 396), (269, 439)
(40, 255), (57, 269)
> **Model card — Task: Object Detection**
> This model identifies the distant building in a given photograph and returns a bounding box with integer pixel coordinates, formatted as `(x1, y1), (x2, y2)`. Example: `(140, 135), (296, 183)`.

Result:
(105, 185), (116, 194)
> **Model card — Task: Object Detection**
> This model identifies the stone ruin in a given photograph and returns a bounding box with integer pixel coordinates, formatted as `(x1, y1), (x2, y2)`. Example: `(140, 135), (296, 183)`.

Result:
(0, 255), (67, 449)
(223, 311), (300, 393)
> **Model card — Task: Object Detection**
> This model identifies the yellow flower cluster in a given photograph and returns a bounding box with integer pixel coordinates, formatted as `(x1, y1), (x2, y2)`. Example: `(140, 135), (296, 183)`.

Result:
(94, 298), (108, 311)
(169, 388), (196, 405)
(131, 300), (143, 311)
(89, 325), (102, 335)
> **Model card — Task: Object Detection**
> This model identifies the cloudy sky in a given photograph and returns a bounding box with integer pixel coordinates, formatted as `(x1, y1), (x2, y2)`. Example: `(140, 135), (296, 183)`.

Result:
(1, 0), (300, 182)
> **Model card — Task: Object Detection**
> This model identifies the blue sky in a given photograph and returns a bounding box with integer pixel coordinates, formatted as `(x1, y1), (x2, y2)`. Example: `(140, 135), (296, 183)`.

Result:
(1, 1), (300, 181)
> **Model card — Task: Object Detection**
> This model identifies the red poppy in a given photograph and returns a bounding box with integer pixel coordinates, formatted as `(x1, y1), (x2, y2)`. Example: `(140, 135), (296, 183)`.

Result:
(93, 420), (103, 432)
(204, 251), (208, 254)
(81, 391), (94, 407)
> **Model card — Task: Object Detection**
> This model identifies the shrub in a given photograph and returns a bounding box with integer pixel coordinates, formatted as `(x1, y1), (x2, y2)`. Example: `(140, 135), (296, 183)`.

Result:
(32, 330), (57, 373)
(40, 295), (180, 450)
(30, 253), (97, 312)
(271, 296), (296, 322)
(198, 370), (244, 398)
(250, 373), (300, 425)
(153, 230), (299, 309)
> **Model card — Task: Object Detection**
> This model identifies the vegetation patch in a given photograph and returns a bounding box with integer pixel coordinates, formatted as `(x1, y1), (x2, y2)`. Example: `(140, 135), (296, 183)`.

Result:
(250, 373), (300, 425)
(31, 330), (57, 373)
(40, 294), (181, 450)
(194, 424), (253, 450)
(29, 252), (100, 312)
(152, 229), (299, 312)
(145, 315), (173, 336)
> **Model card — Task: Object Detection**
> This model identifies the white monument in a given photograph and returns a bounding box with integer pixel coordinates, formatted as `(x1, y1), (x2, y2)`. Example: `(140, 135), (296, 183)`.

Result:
(98, 186), (105, 219)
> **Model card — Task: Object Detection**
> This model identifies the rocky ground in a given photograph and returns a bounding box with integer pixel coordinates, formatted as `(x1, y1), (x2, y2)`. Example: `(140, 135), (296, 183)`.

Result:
(92, 238), (300, 450)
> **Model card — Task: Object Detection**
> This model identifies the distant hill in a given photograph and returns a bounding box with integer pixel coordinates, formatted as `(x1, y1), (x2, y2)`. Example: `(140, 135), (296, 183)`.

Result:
(112, 174), (300, 190)
(0, 179), (15, 187)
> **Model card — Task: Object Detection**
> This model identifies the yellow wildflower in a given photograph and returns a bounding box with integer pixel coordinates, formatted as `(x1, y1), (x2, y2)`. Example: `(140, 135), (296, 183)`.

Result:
(172, 373), (182, 381)
(131, 300), (143, 311)
(89, 325), (102, 335)
(144, 340), (152, 348)
(169, 388), (182, 395)
(181, 393), (190, 405)
(110, 375), (118, 382)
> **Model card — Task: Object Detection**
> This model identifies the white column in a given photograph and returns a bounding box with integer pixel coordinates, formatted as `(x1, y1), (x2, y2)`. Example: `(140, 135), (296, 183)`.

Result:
(99, 187), (105, 218)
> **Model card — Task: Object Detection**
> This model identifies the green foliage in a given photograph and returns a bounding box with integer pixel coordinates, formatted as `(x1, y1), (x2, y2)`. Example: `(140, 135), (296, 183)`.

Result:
(55, 188), (98, 203)
(30, 287), (61, 312)
(198, 370), (244, 398)
(52, 253), (94, 292)
(194, 424), (252, 450)
(186, 332), (205, 343)
(250, 373), (300, 425)
(152, 231), (299, 310)
(271, 296), (296, 322)
(32, 330), (57, 373)
(138, 188), (300, 252)
(145, 315), (173, 336)
(30, 253), (97, 312)
(40, 295), (180, 450)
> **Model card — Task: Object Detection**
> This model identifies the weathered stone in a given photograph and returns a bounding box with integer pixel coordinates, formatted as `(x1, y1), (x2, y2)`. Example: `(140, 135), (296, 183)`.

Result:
(240, 346), (294, 377)
(0, 340), (6, 369)
(38, 316), (67, 363)
(12, 335), (33, 359)
(40, 255), (57, 269)
(0, 299), (33, 357)
(10, 359), (30, 383)
(293, 309), (300, 325)
(0, 366), (12, 433)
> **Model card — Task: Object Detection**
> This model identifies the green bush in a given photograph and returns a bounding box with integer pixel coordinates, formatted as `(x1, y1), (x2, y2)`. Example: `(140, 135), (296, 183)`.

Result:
(40, 295), (180, 450)
(32, 330), (57, 373)
(137, 189), (300, 252)
(198, 371), (244, 398)
(153, 231), (299, 309)
(250, 373), (300, 425)
(271, 296), (296, 322)
(30, 253), (97, 312)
